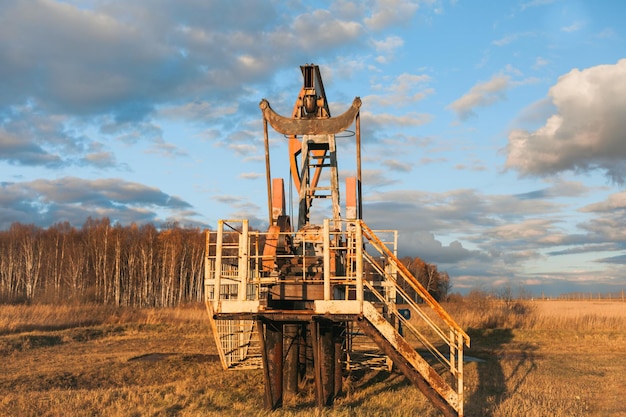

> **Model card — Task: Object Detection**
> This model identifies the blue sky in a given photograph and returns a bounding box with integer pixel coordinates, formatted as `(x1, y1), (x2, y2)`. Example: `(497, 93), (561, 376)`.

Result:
(1, 0), (626, 296)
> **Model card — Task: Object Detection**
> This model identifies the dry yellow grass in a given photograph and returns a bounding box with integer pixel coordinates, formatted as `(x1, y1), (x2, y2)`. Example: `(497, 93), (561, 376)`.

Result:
(1, 301), (625, 416)
(455, 299), (626, 417)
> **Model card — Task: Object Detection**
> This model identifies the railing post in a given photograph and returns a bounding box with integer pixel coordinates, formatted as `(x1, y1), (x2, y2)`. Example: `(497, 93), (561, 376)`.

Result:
(323, 219), (331, 300)
(238, 220), (249, 300)
(355, 221), (363, 308)
(214, 220), (224, 309)
(450, 328), (456, 377)
(457, 330), (464, 416)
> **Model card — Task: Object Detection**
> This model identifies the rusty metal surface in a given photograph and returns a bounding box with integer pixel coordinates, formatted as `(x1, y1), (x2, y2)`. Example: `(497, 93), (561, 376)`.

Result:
(284, 324), (300, 395)
(357, 316), (458, 417)
(259, 319), (283, 409)
(269, 283), (325, 300)
(259, 97), (361, 136)
(361, 303), (459, 407)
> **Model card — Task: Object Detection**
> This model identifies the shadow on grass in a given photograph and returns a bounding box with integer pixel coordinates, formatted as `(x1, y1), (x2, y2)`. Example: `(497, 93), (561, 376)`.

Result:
(465, 328), (537, 417)
(280, 367), (410, 412)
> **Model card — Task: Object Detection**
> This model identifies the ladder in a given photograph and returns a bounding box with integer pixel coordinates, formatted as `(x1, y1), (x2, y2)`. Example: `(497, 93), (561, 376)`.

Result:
(205, 220), (262, 369)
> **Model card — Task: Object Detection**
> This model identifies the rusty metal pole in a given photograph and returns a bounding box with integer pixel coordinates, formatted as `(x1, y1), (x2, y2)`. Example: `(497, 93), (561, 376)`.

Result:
(323, 219), (331, 300)
(284, 324), (300, 395)
(312, 318), (336, 407)
(355, 221), (363, 308)
(333, 323), (344, 399)
(263, 117), (273, 226)
(320, 319), (336, 406)
(320, 322), (335, 406)
(259, 319), (283, 409)
(355, 111), (362, 219)
(214, 221), (223, 310)
(311, 320), (323, 407)
(457, 330), (464, 417)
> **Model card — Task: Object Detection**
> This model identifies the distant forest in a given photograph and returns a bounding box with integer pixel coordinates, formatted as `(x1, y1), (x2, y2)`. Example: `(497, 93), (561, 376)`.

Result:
(0, 218), (450, 306)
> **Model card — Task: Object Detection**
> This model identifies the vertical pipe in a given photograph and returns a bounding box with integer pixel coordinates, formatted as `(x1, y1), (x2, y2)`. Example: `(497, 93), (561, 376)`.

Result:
(263, 117), (273, 226)
(457, 330), (464, 416)
(311, 320), (323, 407)
(264, 320), (283, 409)
(238, 220), (249, 301)
(214, 220), (223, 310)
(320, 320), (335, 406)
(204, 230), (210, 300)
(449, 328), (456, 379)
(393, 230), (398, 259)
(355, 221), (363, 308)
(258, 320), (271, 404)
(328, 134), (341, 225)
(355, 111), (362, 220)
(333, 323), (344, 398)
(284, 324), (300, 395)
(312, 319), (336, 408)
(255, 233), (260, 299)
(323, 219), (331, 300)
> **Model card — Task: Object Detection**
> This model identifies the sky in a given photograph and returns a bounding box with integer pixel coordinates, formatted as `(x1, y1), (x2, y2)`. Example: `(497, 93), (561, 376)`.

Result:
(1, 0), (626, 296)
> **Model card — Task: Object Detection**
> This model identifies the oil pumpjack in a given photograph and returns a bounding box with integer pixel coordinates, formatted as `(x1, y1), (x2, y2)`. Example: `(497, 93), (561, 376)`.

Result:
(204, 64), (469, 416)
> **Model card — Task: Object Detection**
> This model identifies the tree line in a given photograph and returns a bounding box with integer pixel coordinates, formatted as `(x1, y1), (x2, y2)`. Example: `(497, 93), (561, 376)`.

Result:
(0, 218), (450, 306)
(0, 218), (205, 306)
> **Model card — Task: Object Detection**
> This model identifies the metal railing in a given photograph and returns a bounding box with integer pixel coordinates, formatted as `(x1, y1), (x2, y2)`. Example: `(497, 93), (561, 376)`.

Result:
(358, 221), (469, 414)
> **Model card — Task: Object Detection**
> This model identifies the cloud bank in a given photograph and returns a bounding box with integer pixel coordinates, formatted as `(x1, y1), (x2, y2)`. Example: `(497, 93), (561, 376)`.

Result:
(506, 59), (626, 183)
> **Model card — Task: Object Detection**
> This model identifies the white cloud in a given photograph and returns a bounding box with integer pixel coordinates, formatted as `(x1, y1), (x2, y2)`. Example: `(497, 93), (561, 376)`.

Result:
(292, 9), (362, 50)
(580, 191), (626, 213)
(365, 0), (420, 31)
(448, 75), (511, 120)
(506, 59), (626, 182)
(366, 72), (433, 107)
(372, 35), (404, 54)
(228, 143), (257, 156)
(362, 111), (433, 128)
(595, 28), (616, 39)
(239, 172), (263, 180)
(492, 32), (535, 47)
(561, 21), (585, 33)
(520, 0), (557, 11)
(382, 159), (412, 172)
(510, 97), (556, 129)
(159, 101), (238, 122)
(533, 56), (549, 69)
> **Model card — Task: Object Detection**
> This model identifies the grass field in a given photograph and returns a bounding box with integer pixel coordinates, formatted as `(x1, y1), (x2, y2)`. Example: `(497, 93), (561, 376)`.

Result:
(1, 300), (625, 416)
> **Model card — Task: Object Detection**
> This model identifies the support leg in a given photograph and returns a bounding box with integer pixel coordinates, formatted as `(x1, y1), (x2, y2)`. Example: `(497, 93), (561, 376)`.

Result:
(333, 323), (344, 398)
(259, 319), (283, 409)
(312, 319), (336, 407)
(284, 324), (300, 395)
